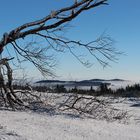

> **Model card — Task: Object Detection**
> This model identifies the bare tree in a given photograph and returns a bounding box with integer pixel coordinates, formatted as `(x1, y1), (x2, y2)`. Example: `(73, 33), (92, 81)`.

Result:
(0, 0), (121, 109)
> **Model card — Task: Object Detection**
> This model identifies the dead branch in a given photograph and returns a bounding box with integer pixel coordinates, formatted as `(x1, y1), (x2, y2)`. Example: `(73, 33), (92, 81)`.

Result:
(58, 94), (128, 121)
(0, 0), (107, 49)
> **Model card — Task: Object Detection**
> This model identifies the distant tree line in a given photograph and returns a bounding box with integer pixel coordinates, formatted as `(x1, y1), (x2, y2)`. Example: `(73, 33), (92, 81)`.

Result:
(12, 83), (140, 98)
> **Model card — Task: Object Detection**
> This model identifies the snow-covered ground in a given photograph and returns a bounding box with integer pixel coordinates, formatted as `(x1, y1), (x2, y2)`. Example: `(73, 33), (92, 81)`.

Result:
(0, 95), (140, 140)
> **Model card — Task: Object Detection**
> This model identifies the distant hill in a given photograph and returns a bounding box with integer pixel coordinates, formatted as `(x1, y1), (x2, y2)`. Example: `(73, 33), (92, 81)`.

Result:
(36, 78), (125, 84)
(88, 79), (125, 82)
(36, 80), (66, 83)
(108, 79), (125, 82)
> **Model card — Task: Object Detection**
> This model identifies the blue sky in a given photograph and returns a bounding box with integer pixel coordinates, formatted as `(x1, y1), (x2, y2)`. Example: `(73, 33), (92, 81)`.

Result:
(0, 0), (140, 81)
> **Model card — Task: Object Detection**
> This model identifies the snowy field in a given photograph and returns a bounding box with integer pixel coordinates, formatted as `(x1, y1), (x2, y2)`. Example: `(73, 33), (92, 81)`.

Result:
(0, 94), (140, 140)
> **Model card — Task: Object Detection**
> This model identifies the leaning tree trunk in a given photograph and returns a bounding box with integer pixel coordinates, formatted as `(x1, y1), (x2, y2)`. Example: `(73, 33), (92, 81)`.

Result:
(0, 57), (23, 109)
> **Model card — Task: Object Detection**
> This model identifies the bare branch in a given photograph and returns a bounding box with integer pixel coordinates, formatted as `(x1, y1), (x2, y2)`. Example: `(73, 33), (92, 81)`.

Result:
(0, 0), (108, 50)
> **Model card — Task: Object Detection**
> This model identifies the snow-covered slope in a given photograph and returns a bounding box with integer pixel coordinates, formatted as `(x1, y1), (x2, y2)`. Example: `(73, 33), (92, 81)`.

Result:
(0, 97), (140, 140)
